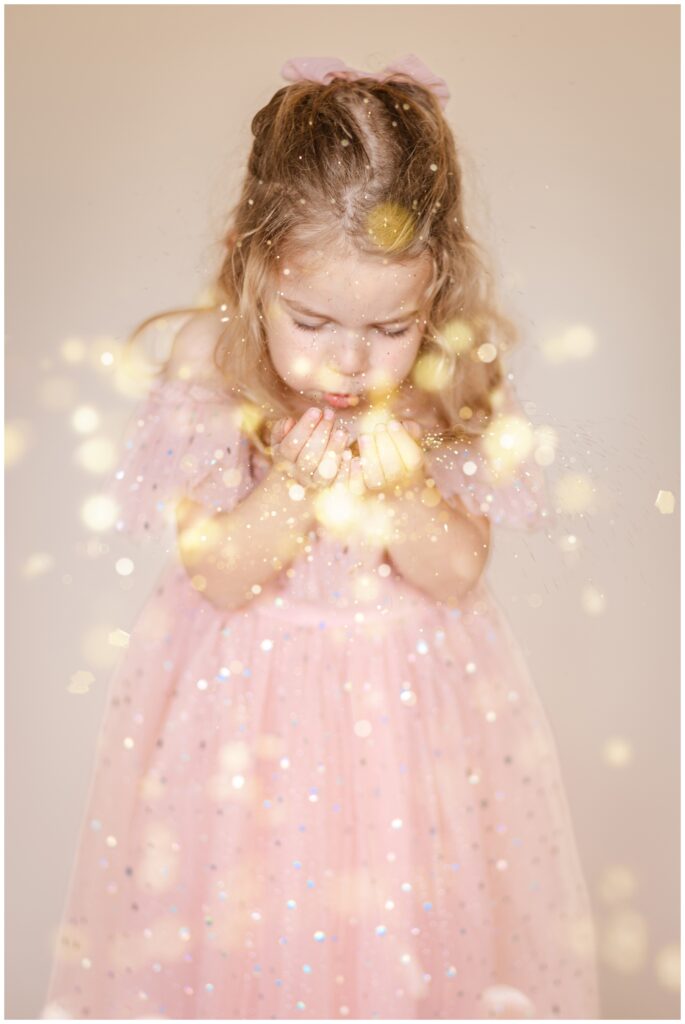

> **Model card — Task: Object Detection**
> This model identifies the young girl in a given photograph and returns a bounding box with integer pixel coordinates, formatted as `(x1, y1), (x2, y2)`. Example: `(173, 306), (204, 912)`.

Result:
(42, 54), (600, 1020)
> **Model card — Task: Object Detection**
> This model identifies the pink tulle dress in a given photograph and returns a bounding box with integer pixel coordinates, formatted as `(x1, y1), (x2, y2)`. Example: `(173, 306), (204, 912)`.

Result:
(41, 375), (601, 1020)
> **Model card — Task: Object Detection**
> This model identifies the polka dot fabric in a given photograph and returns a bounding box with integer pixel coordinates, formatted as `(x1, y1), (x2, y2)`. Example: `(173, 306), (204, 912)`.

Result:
(42, 378), (599, 1019)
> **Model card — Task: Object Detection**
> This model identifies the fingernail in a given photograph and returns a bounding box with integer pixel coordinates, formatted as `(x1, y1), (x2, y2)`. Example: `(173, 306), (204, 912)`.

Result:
(323, 407), (335, 420)
(333, 429), (347, 443)
(388, 419), (401, 432)
(308, 407), (322, 419)
(375, 421), (387, 432)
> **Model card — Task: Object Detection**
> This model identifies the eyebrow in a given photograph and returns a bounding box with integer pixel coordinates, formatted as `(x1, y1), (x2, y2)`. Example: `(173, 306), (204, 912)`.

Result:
(280, 295), (419, 326)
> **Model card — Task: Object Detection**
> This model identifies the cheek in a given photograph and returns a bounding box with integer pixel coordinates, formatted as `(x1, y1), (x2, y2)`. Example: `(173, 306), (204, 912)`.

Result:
(376, 336), (422, 375)
(267, 327), (318, 384)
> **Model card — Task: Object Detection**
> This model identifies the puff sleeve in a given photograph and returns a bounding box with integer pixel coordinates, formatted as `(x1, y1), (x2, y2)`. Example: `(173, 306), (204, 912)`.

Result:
(108, 377), (254, 544)
(424, 380), (556, 532)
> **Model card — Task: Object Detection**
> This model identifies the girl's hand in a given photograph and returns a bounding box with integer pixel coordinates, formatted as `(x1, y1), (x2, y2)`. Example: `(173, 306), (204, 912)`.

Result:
(269, 407), (352, 491)
(334, 419), (425, 496)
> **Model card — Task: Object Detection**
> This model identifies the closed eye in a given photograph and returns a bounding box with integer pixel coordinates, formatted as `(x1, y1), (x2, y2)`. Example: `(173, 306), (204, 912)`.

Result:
(293, 320), (411, 339)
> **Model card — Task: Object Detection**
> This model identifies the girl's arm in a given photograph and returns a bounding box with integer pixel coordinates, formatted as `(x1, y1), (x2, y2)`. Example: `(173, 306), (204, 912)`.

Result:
(383, 480), (491, 605)
(162, 310), (330, 612)
(175, 464), (318, 612)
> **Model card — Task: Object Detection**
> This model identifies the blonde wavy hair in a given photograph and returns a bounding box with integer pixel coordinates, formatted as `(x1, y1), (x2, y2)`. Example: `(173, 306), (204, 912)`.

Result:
(124, 69), (522, 449)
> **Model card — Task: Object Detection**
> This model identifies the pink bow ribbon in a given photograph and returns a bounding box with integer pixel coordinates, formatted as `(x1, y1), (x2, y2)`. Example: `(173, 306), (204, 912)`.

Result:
(280, 53), (450, 110)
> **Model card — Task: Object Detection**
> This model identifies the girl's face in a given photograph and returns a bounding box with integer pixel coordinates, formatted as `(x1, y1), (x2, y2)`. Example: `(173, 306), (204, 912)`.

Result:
(263, 249), (434, 424)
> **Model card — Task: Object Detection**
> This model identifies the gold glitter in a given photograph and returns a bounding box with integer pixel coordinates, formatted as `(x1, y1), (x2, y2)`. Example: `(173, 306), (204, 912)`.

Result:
(71, 406), (100, 434)
(655, 489), (676, 514)
(541, 324), (596, 364)
(67, 670), (95, 695)
(81, 494), (119, 532)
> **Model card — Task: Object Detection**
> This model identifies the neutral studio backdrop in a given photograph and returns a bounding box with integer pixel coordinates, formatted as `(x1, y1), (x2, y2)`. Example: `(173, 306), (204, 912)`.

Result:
(6, 5), (679, 1019)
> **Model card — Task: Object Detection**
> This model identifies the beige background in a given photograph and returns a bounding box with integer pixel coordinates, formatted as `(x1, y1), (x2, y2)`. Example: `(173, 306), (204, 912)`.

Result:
(6, 5), (679, 1019)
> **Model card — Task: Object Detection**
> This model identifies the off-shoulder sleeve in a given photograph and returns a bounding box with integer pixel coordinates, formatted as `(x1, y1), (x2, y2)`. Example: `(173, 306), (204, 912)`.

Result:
(108, 377), (254, 543)
(424, 380), (556, 532)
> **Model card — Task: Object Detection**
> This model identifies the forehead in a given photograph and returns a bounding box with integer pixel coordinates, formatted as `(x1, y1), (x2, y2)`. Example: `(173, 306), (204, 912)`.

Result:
(280, 249), (434, 311)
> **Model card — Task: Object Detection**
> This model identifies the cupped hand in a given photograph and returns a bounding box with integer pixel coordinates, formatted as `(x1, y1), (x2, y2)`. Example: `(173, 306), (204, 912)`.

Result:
(268, 407), (353, 491)
(332, 419), (425, 497)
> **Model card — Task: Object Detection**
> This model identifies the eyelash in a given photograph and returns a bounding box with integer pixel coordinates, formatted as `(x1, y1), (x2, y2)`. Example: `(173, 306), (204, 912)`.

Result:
(293, 320), (411, 339)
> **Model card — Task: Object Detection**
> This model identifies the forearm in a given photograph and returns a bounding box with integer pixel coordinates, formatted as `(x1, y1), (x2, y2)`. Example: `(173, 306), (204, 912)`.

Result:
(176, 466), (318, 611)
(384, 479), (491, 605)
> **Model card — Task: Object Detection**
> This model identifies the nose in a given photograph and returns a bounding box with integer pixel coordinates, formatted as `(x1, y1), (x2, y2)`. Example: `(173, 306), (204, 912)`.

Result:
(331, 330), (370, 377)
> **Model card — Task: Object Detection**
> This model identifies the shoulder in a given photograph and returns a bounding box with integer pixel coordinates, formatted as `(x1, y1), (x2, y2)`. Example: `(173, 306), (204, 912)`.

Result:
(164, 308), (232, 393)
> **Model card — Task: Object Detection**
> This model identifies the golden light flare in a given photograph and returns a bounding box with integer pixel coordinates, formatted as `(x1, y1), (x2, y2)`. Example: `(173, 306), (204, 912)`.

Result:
(291, 355), (314, 378)
(5, 420), (32, 466)
(81, 624), (121, 670)
(476, 342), (498, 364)
(87, 335), (120, 372)
(532, 424), (558, 467)
(581, 583), (606, 616)
(41, 1002), (73, 1019)
(74, 436), (118, 474)
(108, 628), (130, 648)
(139, 770), (165, 802)
(176, 512), (225, 565)
(563, 912), (599, 961)
(597, 864), (638, 905)
(136, 821), (180, 895)
(411, 351), (452, 392)
(38, 376), (79, 411)
(313, 484), (362, 537)
(599, 907), (648, 973)
(351, 572), (381, 605)
(655, 489), (676, 514)
(67, 670), (95, 695)
(60, 336), (87, 364)
(218, 740), (251, 773)
(420, 483), (442, 508)
(437, 317), (474, 355)
(81, 493), (119, 532)
(51, 922), (91, 964)
(22, 552), (55, 578)
(365, 201), (416, 252)
(654, 943), (680, 991)
(554, 472), (596, 515)
(254, 732), (286, 760)
(71, 405), (100, 434)
(541, 324), (597, 364)
(111, 342), (160, 399)
(601, 736), (633, 767)
(358, 496), (397, 547)
(480, 413), (535, 482)
(238, 400), (267, 441)
(480, 985), (536, 1019)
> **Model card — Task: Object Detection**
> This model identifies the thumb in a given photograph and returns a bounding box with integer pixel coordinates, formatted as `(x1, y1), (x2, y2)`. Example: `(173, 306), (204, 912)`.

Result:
(401, 419), (423, 442)
(271, 416), (296, 445)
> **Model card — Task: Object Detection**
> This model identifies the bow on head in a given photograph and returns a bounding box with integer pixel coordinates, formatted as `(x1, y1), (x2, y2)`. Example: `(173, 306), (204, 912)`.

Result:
(280, 53), (450, 111)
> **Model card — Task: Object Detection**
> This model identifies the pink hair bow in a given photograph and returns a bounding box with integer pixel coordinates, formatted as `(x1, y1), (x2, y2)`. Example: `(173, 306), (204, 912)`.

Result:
(280, 53), (450, 110)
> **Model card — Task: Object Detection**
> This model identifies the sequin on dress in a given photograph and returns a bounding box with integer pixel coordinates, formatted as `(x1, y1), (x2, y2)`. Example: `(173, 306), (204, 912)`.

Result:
(41, 376), (601, 1020)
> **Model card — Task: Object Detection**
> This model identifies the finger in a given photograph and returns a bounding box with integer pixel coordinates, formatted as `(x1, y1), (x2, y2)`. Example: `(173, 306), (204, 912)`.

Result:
(358, 433), (385, 490)
(388, 419), (424, 474)
(271, 416), (296, 446)
(314, 423), (351, 483)
(297, 409), (336, 480)
(278, 407), (323, 462)
(372, 422), (405, 483)
(349, 454), (367, 497)
(401, 419), (423, 442)
(331, 447), (352, 490)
